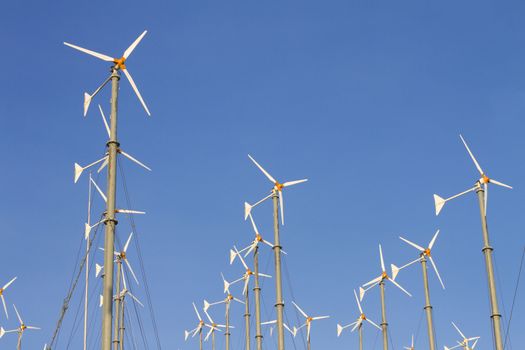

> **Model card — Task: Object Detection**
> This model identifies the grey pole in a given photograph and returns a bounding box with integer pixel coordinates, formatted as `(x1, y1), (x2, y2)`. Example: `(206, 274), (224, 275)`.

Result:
(119, 298), (125, 350)
(199, 328), (203, 350)
(475, 186), (504, 350)
(225, 301), (231, 350)
(420, 256), (436, 350)
(244, 288), (251, 350)
(253, 245), (263, 350)
(358, 323), (363, 350)
(113, 260), (122, 350)
(102, 67), (120, 350)
(17, 332), (22, 350)
(379, 280), (388, 350)
(212, 328), (216, 350)
(272, 189), (285, 350)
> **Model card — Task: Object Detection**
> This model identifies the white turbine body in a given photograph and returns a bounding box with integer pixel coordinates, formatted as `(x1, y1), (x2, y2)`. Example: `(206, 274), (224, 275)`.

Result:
(444, 322), (480, 350)
(247, 155), (307, 225)
(337, 289), (381, 337)
(13, 304), (41, 334)
(392, 229), (445, 289)
(292, 301), (329, 342)
(433, 134), (512, 216)
(359, 244), (412, 301)
(64, 31), (151, 116)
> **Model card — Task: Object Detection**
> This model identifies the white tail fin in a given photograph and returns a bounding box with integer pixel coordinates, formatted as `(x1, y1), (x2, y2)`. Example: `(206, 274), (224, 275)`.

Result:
(84, 223), (91, 240)
(83, 92), (92, 117)
(99, 295), (103, 307)
(0, 327), (4, 338)
(391, 264), (400, 280)
(229, 249), (237, 265)
(244, 202), (252, 220)
(337, 324), (343, 337)
(184, 330), (191, 341)
(223, 279), (230, 294)
(74, 163), (84, 183)
(433, 194), (446, 215)
(203, 300), (210, 312)
(359, 287), (366, 301)
(95, 264), (103, 278)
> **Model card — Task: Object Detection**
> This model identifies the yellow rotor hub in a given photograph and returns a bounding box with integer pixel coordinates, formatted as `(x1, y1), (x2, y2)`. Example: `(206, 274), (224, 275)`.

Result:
(113, 57), (126, 70)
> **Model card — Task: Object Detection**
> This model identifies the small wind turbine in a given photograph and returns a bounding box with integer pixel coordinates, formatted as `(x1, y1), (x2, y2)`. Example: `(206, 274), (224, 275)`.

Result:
(444, 322), (480, 350)
(99, 232), (140, 285)
(246, 155), (307, 225)
(393, 230), (444, 350)
(184, 302), (208, 350)
(229, 246), (272, 295)
(64, 31), (151, 116)
(433, 135), (510, 350)
(13, 304), (40, 350)
(360, 245), (411, 350)
(0, 277), (17, 319)
(202, 308), (226, 350)
(337, 290), (381, 350)
(404, 335), (415, 350)
(292, 301), (329, 350)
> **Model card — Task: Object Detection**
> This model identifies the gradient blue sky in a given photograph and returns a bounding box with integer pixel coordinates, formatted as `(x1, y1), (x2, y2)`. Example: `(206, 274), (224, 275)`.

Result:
(1, 0), (525, 349)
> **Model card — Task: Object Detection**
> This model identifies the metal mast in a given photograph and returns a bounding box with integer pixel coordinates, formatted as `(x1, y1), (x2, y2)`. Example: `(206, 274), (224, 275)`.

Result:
(475, 186), (504, 350)
(358, 323), (363, 350)
(101, 67), (120, 350)
(244, 288), (251, 350)
(420, 255), (436, 350)
(272, 189), (285, 350)
(112, 259), (122, 350)
(253, 245), (263, 350)
(379, 280), (388, 350)
(225, 301), (231, 350)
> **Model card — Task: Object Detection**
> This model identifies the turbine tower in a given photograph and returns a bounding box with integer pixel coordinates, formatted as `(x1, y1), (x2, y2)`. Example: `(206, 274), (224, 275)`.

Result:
(433, 135), (511, 350)
(64, 30), (151, 350)
(393, 229), (445, 350)
(360, 245), (411, 350)
(246, 154), (307, 350)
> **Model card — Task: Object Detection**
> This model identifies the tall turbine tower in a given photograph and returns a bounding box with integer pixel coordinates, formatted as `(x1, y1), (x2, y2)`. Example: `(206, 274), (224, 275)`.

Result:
(64, 30), (151, 350)
(393, 229), (445, 350)
(246, 154), (307, 350)
(433, 135), (511, 350)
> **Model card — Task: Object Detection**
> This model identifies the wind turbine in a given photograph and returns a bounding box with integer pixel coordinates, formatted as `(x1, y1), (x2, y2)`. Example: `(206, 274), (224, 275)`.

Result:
(392, 229), (445, 350)
(0, 277), (17, 319)
(404, 335), (415, 350)
(65, 30), (152, 350)
(229, 245), (271, 350)
(184, 302), (208, 350)
(360, 245), (411, 350)
(433, 135), (511, 350)
(444, 322), (480, 350)
(292, 301), (329, 350)
(64, 31), (150, 116)
(115, 268), (143, 350)
(202, 308), (226, 350)
(247, 154), (307, 350)
(204, 273), (244, 350)
(13, 304), (40, 350)
(337, 290), (381, 350)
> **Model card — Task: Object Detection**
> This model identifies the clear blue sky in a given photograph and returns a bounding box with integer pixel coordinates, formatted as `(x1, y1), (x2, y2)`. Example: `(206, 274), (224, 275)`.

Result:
(1, 1), (524, 349)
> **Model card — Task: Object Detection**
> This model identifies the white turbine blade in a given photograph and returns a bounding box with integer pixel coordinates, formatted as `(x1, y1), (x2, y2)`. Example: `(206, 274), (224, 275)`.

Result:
(2, 277), (17, 290)
(234, 246), (249, 270)
(291, 301), (309, 319)
(97, 157), (108, 173)
(489, 178), (512, 189)
(459, 134), (484, 175)
(366, 318), (382, 331)
(428, 229), (440, 250)
(127, 292), (144, 307)
(64, 42), (114, 62)
(123, 232), (133, 252)
(83, 93), (92, 117)
(122, 68), (151, 116)
(388, 278), (412, 297)
(433, 194), (446, 216)
(26, 326), (41, 330)
(74, 157), (107, 183)
(13, 304), (23, 325)
(261, 320), (277, 325)
(259, 273), (272, 278)
(284, 323), (295, 336)
(204, 309), (214, 324)
(116, 209), (146, 214)
(428, 256), (445, 289)
(446, 344), (463, 350)
(243, 242), (257, 258)
(123, 30), (147, 59)
(121, 267), (129, 291)
(451, 322), (466, 340)
(279, 190), (285, 225)
(119, 150), (152, 171)
(247, 154), (277, 183)
(1, 296), (8, 319)
(248, 213), (260, 235)
(379, 245), (386, 272)
(90, 177), (107, 202)
(99, 294), (104, 307)
(242, 277), (250, 295)
(233, 297), (244, 304)
(98, 105), (111, 138)
(351, 319), (363, 332)
(282, 179), (308, 187)
(312, 316), (329, 320)
(124, 258), (139, 285)
(399, 236), (425, 252)
(192, 302), (203, 321)
(471, 338), (480, 349)
(353, 289), (363, 314)
(204, 326), (214, 342)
